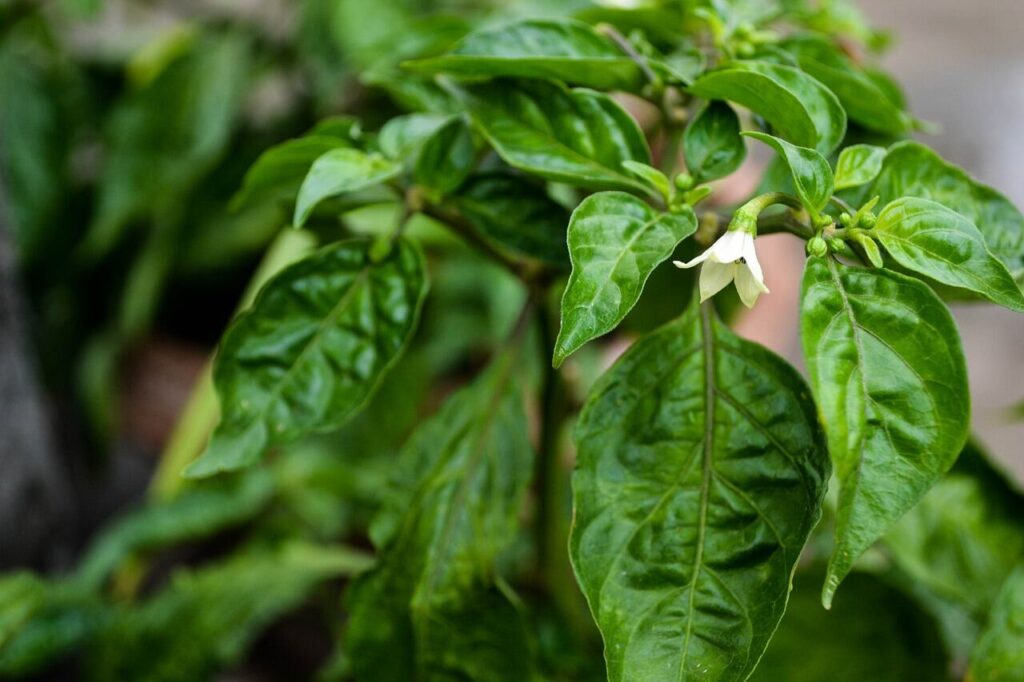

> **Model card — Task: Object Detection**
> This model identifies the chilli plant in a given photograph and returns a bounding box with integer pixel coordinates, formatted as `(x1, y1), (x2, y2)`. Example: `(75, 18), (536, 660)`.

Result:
(4, 0), (1024, 680)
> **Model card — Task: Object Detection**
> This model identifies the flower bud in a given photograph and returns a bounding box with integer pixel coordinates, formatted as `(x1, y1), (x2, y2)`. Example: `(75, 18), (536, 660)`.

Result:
(807, 236), (828, 258)
(839, 212), (854, 227)
(674, 172), (695, 191)
(859, 212), (877, 229)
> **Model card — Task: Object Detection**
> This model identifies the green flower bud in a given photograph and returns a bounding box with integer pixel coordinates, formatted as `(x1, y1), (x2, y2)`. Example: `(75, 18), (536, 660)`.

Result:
(807, 236), (828, 258)
(859, 212), (877, 229)
(735, 41), (756, 58)
(674, 172), (695, 191)
(839, 212), (854, 227)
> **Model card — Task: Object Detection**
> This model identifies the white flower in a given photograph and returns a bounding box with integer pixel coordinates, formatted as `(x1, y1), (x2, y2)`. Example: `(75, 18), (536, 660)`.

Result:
(673, 230), (769, 308)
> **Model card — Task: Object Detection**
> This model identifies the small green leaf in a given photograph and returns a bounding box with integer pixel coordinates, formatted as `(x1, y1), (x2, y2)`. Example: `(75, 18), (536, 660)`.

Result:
(834, 144), (886, 191)
(346, 353), (535, 681)
(378, 113), (449, 160)
(683, 101), (746, 184)
(293, 148), (402, 227)
(459, 79), (652, 194)
(232, 136), (351, 210)
(452, 172), (570, 265)
(554, 192), (696, 366)
(413, 116), (476, 197)
(849, 232), (884, 268)
(186, 239), (427, 478)
(571, 304), (830, 682)
(874, 198), (1024, 311)
(744, 131), (833, 216)
(801, 258), (970, 606)
(870, 141), (1024, 281)
(622, 161), (673, 203)
(969, 566), (1024, 681)
(405, 18), (644, 91)
(689, 60), (847, 154)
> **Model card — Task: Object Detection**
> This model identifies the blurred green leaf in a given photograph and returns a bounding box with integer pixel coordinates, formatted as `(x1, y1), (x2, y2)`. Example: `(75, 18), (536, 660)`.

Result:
(970, 566), (1024, 682)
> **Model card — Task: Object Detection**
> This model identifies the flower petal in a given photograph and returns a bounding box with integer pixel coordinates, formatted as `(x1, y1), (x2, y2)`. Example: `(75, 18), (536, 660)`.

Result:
(699, 261), (736, 302)
(741, 237), (769, 292)
(735, 264), (767, 307)
(673, 251), (710, 269)
(708, 229), (748, 263)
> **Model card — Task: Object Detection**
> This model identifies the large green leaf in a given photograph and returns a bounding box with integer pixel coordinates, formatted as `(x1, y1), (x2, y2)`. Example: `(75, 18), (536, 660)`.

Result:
(571, 303), (830, 682)
(683, 101), (746, 185)
(554, 192), (696, 366)
(800, 258), (970, 606)
(407, 18), (645, 91)
(186, 239), (427, 478)
(970, 566), (1024, 682)
(459, 79), (652, 193)
(293, 148), (402, 226)
(874, 198), (1024, 311)
(743, 132), (833, 217)
(750, 570), (949, 681)
(885, 442), (1024, 623)
(346, 352), (535, 681)
(452, 172), (570, 265)
(870, 141), (1024, 280)
(833, 144), (885, 191)
(689, 60), (846, 154)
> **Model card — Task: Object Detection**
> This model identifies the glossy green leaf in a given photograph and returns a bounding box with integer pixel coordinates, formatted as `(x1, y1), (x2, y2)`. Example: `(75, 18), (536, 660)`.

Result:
(885, 442), (1024, 621)
(970, 566), (1024, 682)
(232, 136), (352, 210)
(186, 239), (427, 478)
(744, 132), (833, 216)
(622, 161), (673, 203)
(459, 79), (652, 193)
(346, 352), (535, 681)
(554, 192), (696, 366)
(874, 198), (1024, 311)
(870, 141), (1024, 280)
(834, 144), (885, 191)
(571, 304), (830, 682)
(413, 116), (476, 197)
(683, 101), (746, 185)
(293, 149), (402, 227)
(783, 37), (911, 135)
(689, 60), (847, 154)
(750, 570), (949, 681)
(800, 258), (970, 606)
(378, 113), (450, 160)
(452, 172), (570, 265)
(407, 18), (645, 91)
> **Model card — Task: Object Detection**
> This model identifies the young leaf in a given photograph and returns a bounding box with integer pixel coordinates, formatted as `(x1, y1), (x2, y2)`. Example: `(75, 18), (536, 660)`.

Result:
(293, 149), (402, 227)
(683, 101), (746, 185)
(689, 60), (847, 154)
(744, 132), (833, 217)
(378, 113), (449, 160)
(969, 566), (1024, 681)
(413, 116), (476, 197)
(452, 172), (570, 266)
(232, 136), (352, 210)
(834, 144), (886, 191)
(874, 198), (1024, 311)
(622, 161), (673, 203)
(458, 80), (652, 194)
(571, 304), (830, 682)
(406, 18), (645, 92)
(554, 192), (696, 366)
(801, 258), (970, 606)
(346, 353), (535, 681)
(870, 141), (1024, 280)
(185, 239), (427, 478)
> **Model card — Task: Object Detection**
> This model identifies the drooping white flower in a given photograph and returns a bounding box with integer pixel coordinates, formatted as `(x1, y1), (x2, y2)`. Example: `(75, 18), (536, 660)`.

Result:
(673, 229), (769, 308)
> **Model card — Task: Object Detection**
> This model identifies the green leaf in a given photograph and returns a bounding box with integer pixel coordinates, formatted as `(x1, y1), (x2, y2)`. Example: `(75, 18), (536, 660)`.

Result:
(743, 132), (833, 216)
(346, 352), (535, 681)
(378, 112), (450, 160)
(186, 239), (427, 478)
(886, 442), (1024, 624)
(969, 566), (1024, 682)
(232, 136), (352, 210)
(782, 37), (911, 136)
(452, 172), (570, 265)
(459, 79), (652, 193)
(84, 544), (370, 682)
(571, 304), (830, 682)
(622, 161), (673, 203)
(833, 144), (885, 191)
(74, 472), (276, 589)
(554, 192), (696, 366)
(800, 258), (970, 606)
(293, 149), (402, 227)
(869, 141), (1024, 281)
(406, 18), (645, 91)
(413, 116), (476, 197)
(750, 570), (949, 681)
(689, 60), (847, 154)
(874, 198), (1024, 311)
(683, 101), (746, 185)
